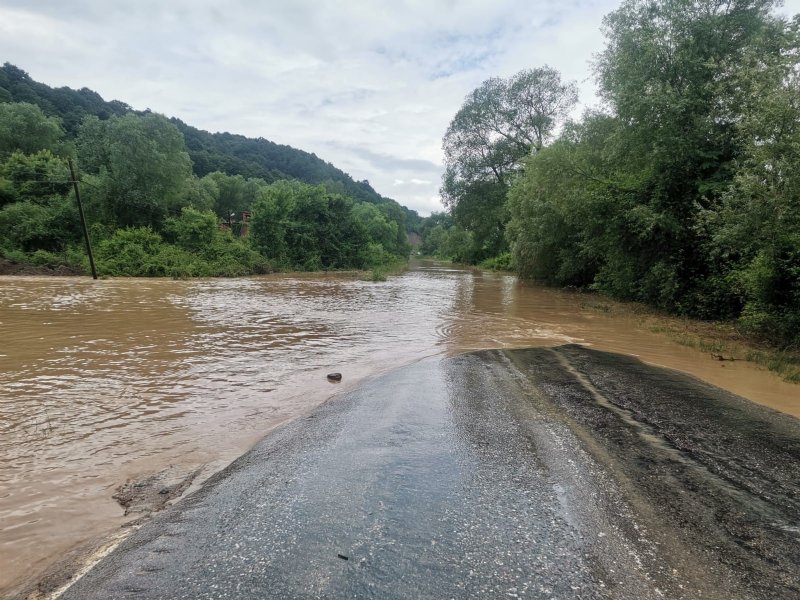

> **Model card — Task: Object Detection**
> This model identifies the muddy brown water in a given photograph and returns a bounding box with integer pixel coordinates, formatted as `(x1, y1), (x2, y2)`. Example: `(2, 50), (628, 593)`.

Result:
(1, 261), (797, 594)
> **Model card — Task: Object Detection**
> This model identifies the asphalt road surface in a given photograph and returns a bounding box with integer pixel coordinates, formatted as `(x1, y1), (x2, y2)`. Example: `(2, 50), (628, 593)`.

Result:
(59, 345), (800, 599)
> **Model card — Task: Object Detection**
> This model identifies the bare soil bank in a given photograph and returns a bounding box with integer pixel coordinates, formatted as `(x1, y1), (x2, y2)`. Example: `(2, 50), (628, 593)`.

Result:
(0, 258), (83, 276)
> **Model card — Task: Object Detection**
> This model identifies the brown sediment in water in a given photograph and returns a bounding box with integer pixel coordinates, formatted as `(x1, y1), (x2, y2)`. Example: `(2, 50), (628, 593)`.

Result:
(0, 262), (797, 595)
(7, 466), (202, 600)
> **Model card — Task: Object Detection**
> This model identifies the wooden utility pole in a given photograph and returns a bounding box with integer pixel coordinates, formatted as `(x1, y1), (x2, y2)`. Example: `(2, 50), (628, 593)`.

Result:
(67, 159), (98, 279)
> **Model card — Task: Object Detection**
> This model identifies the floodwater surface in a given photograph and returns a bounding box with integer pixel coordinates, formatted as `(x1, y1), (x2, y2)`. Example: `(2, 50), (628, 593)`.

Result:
(0, 261), (797, 593)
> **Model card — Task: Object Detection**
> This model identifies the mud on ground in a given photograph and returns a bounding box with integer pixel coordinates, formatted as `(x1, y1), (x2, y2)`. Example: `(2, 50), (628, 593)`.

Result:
(0, 259), (84, 276)
(10, 465), (202, 600)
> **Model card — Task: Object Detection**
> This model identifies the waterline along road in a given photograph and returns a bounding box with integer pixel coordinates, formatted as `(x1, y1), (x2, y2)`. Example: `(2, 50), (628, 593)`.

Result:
(59, 346), (799, 599)
(2, 263), (798, 597)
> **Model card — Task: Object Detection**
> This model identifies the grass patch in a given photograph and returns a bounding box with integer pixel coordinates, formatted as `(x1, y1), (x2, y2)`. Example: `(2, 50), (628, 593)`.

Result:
(362, 259), (408, 283)
(478, 252), (514, 272)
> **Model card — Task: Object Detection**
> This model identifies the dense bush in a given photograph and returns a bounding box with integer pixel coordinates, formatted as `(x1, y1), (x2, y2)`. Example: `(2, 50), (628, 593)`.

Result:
(0, 96), (411, 277)
(479, 253), (514, 272)
(94, 222), (268, 278)
(249, 180), (406, 271)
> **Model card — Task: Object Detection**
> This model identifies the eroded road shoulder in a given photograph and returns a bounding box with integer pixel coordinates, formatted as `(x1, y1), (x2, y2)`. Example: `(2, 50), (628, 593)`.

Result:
(54, 346), (800, 599)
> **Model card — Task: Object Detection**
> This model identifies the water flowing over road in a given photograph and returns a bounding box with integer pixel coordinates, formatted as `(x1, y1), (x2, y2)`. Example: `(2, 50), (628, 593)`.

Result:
(59, 347), (800, 599)
(1, 262), (797, 595)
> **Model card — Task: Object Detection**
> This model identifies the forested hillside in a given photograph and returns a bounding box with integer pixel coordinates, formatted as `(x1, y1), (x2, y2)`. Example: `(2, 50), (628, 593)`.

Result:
(0, 64), (413, 277)
(423, 0), (800, 349)
(0, 63), (411, 211)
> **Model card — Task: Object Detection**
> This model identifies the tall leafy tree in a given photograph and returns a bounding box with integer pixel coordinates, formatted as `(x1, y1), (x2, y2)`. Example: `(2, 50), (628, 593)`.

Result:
(0, 102), (64, 155)
(591, 0), (788, 308)
(76, 113), (193, 229)
(442, 67), (578, 199)
(440, 67), (577, 261)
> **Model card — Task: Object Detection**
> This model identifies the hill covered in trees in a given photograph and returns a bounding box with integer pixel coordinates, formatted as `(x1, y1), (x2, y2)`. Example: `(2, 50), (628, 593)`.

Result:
(0, 64), (416, 277)
(0, 63), (416, 213)
(423, 0), (800, 350)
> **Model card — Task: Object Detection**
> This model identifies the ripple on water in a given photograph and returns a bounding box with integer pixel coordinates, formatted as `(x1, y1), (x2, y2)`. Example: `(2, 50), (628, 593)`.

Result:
(0, 264), (797, 593)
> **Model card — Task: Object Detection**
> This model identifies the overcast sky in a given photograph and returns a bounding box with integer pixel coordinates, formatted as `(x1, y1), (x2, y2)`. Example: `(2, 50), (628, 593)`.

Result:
(2, 1), (799, 215)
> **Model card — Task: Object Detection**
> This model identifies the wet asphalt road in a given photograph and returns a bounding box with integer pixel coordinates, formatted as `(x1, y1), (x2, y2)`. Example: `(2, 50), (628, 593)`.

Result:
(59, 346), (800, 599)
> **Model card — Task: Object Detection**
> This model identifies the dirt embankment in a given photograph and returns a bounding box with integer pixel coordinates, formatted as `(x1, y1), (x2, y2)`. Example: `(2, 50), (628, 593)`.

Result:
(9, 465), (202, 600)
(0, 258), (85, 276)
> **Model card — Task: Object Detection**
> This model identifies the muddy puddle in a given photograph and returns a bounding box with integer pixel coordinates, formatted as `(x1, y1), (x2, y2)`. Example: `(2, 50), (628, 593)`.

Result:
(1, 260), (797, 594)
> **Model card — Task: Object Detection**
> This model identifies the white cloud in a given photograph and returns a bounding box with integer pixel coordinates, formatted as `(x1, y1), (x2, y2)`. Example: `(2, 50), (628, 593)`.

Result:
(3, 0), (796, 215)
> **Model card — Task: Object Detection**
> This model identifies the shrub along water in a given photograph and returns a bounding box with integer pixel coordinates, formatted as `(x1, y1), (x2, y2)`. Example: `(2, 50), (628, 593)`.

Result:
(422, 0), (800, 351)
(0, 101), (411, 277)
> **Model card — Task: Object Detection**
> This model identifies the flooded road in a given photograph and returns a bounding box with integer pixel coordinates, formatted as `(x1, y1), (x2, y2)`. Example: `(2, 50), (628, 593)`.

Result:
(59, 348), (800, 600)
(1, 261), (798, 593)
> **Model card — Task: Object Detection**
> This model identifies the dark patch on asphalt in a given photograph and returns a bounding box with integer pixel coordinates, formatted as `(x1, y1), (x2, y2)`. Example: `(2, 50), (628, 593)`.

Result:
(509, 345), (800, 599)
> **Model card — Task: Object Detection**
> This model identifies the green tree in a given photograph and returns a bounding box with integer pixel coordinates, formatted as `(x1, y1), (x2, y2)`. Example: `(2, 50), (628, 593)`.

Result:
(352, 202), (398, 251)
(200, 172), (265, 222)
(441, 67), (577, 262)
(166, 207), (219, 252)
(0, 196), (79, 252)
(251, 181), (376, 271)
(76, 113), (194, 229)
(0, 102), (64, 155)
(705, 21), (800, 343)
(589, 0), (789, 309)
(0, 150), (71, 206)
(442, 67), (578, 198)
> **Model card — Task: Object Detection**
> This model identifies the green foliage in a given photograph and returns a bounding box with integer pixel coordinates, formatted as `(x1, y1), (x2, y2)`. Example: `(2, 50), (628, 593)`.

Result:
(449, 179), (509, 261)
(76, 113), (193, 229)
(442, 67), (578, 198)
(201, 171), (264, 221)
(437, 227), (476, 264)
(165, 207), (218, 252)
(479, 253), (514, 272)
(250, 180), (405, 271)
(94, 225), (267, 278)
(0, 201), (52, 251)
(0, 102), (64, 155)
(0, 64), (420, 227)
(175, 121), (394, 207)
(418, 212), (453, 256)
(352, 202), (398, 252)
(0, 149), (71, 206)
(0, 63), (416, 279)
(505, 0), (800, 348)
(440, 67), (578, 262)
(368, 267), (388, 282)
(0, 196), (80, 252)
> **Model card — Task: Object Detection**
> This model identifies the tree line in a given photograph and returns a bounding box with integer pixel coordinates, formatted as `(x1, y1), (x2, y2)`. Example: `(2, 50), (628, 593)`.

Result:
(0, 63), (421, 224)
(423, 0), (800, 348)
(0, 102), (411, 277)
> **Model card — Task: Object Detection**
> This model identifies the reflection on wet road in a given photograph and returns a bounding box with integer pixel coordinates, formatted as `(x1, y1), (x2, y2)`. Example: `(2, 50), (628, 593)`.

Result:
(0, 262), (797, 593)
(61, 348), (800, 600)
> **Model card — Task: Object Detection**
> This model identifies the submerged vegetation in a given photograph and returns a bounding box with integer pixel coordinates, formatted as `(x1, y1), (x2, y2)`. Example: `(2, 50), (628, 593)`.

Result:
(422, 0), (800, 351)
(580, 297), (800, 383)
(0, 65), (414, 278)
